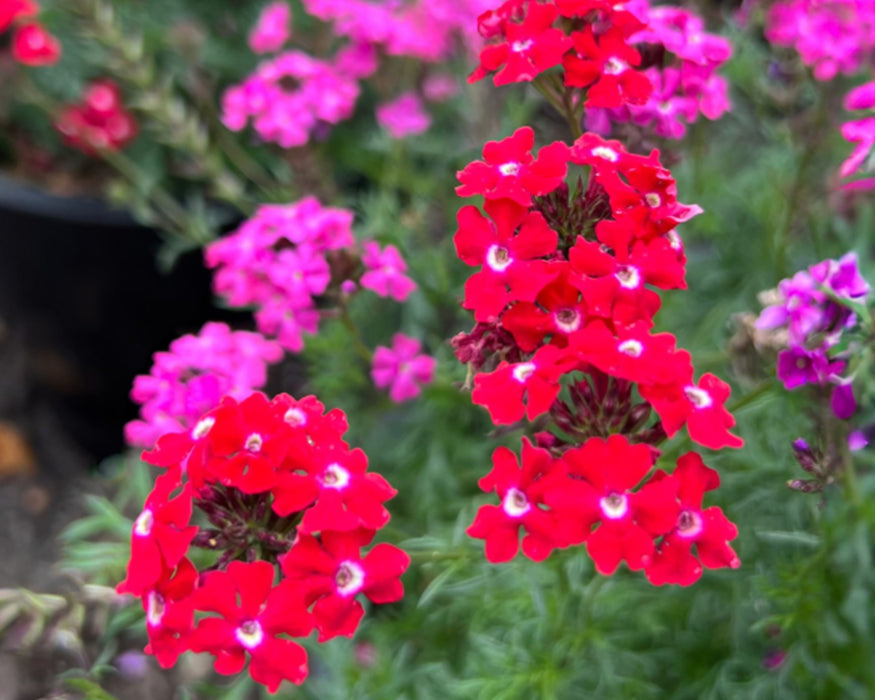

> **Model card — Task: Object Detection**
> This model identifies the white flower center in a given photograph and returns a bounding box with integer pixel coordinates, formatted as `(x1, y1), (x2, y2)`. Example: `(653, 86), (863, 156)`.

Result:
(486, 244), (513, 272)
(666, 229), (682, 251)
(134, 509), (154, 537)
(591, 146), (619, 162)
(191, 416), (215, 440)
(684, 386), (712, 409)
(645, 192), (662, 208)
(335, 561), (365, 596)
(599, 492), (629, 520)
(554, 308), (581, 334)
(604, 57), (628, 75)
(618, 339), (643, 357)
(502, 487), (531, 517)
(615, 265), (641, 289)
(512, 362), (536, 383)
(284, 407), (307, 426)
(676, 509), (704, 539)
(511, 39), (533, 53)
(146, 591), (165, 627)
(320, 463), (351, 490)
(498, 161), (520, 176)
(245, 433), (264, 453)
(235, 620), (265, 649)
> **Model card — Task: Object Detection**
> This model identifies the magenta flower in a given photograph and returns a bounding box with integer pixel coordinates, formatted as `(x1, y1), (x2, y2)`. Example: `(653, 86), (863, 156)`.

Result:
(249, 2), (292, 54)
(371, 334), (436, 402)
(360, 241), (417, 301)
(376, 92), (431, 139)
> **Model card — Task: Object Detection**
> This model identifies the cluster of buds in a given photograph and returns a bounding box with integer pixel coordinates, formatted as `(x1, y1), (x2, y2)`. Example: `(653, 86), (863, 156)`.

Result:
(118, 392), (409, 692)
(55, 80), (138, 156)
(125, 322), (283, 448)
(1, 0), (60, 66)
(756, 252), (870, 421)
(453, 125), (742, 585)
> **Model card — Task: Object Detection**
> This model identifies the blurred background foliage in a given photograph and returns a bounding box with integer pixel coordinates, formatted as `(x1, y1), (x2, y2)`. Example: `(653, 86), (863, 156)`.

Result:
(2, 0), (874, 698)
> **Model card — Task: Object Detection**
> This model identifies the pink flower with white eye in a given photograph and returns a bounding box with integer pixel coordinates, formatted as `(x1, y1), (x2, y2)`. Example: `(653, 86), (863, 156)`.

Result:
(376, 92), (431, 139)
(360, 241), (417, 301)
(371, 334), (436, 402)
(249, 2), (292, 54)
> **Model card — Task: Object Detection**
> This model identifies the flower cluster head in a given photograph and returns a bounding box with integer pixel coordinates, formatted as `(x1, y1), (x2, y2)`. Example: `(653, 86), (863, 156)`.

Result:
(764, 0), (875, 82)
(453, 123), (743, 584)
(222, 50), (360, 148)
(756, 252), (870, 420)
(586, 1), (733, 140)
(2, 0), (60, 66)
(55, 80), (138, 156)
(118, 392), (409, 692)
(206, 196), (418, 354)
(125, 322), (283, 449)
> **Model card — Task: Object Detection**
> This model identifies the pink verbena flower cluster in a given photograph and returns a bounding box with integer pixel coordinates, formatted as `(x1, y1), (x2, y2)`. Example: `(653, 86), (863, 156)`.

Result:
(756, 252), (871, 421)
(118, 392), (409, 692)
(224, 0), (490, 146)
(125, 322), (283, 448)
(222, 50), (360, 148)
(586, 0), (733, 140)
(764, 0), (875, 81)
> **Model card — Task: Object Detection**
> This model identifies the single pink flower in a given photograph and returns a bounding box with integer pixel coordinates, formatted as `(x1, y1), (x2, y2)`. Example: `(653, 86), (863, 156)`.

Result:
(249, 2), (292, 54)
(371, 334), (436, 402)
(376, 92), (431, 139)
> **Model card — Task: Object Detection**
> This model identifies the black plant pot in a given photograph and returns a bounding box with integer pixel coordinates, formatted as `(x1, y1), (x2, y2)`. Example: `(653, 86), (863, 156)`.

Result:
(0, 173), (236, 462)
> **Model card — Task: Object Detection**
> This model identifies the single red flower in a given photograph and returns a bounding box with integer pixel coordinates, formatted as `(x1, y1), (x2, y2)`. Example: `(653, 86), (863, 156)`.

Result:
(456, 126), (570, 206)
(645, 453), (740, 586)
(455, 199), (560, 321)
(467, 439), (573, 562)
(472, 344), (576, 424)
(190, 560), (312, 692)
(12, 22), (60, 65)
(280, 529), (410, 642)
(563, 28), (652, 108)
(557, 435), (677, 575)
(143, 558), (197, 668)
(640, 373), (743, 449)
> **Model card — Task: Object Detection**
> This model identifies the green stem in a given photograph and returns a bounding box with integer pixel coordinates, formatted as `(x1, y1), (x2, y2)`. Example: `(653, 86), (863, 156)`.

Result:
(337, 305), (374, 363)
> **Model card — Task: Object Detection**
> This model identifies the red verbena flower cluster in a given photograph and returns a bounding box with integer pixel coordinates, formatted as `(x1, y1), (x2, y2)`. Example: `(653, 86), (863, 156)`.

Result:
(453, 125), (743, 585)
(470, 0), (653, 109)
(55, 80), (138, 156)
(1, 0), (60, 66)
(117, 392), (409, 691)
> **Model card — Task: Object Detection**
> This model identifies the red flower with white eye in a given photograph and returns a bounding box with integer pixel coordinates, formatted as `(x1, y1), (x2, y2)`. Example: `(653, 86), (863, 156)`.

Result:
(455, 198), (560, 321)
(117, 469), (198, 596)
(456, 126), (569, 206)
(640, 373), (743, 449)
(472, 344), (576, 424)
(646, 453), (740, 586)
(280, 529), (410, 642)
(271, 445), (397, 533)
(469, 2), (572, 87)
(571, 320), (691, 386)
(142, 558), (197, 668)
(556, 435), (678, 575)
(467, 439), (573, 562)
(190, 561), (313, 692)
(563, 27), (652, 108)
